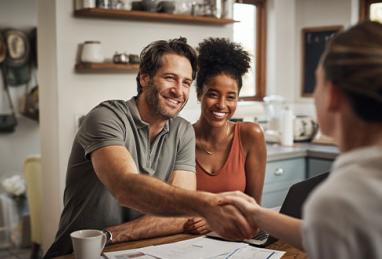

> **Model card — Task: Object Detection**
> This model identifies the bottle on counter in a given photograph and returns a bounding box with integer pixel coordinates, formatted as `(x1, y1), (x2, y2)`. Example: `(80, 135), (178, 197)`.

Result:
(280, 106), (294, 146)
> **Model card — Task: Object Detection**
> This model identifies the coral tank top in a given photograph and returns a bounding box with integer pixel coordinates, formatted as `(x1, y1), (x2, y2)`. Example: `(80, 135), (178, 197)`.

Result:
(196, 123), (246, 193)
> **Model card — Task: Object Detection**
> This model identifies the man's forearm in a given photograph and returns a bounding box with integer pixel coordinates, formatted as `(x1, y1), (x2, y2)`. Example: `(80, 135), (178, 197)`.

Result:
(92, 146), (253, 240)
(106, 215), (189, 244)
(114, 173), (213, 218)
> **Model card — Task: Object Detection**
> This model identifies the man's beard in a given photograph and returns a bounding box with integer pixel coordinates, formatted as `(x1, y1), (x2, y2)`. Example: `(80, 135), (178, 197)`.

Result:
(145, 80), (187, 120)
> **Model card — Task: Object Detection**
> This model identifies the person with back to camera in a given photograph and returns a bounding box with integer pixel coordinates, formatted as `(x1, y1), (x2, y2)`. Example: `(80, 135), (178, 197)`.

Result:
(183, 38), (266, 235)
(44, 37), (256, 258)
(221, 21), (382, 259)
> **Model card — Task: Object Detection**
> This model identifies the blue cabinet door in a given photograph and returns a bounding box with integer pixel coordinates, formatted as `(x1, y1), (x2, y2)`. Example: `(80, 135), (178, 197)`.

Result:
(262, 158), (305, 208)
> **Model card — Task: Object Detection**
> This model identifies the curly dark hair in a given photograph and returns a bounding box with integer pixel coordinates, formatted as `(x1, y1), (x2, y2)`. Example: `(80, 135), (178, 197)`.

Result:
(136, 37), (197, 95)
(196, 38), (251, 97)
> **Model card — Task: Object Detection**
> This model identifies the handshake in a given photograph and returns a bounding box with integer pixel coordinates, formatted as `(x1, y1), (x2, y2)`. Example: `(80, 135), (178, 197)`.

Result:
(194, 191), (261, 241)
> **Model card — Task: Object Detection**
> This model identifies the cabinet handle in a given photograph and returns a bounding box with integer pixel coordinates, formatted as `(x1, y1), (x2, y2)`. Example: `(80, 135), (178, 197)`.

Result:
(274, 168), (284, 176)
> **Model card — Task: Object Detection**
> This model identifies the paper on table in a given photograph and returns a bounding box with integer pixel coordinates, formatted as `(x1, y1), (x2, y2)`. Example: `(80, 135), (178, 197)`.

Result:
(209, 246), (285, 259)
(104, 236), (285, 259)
(104, 247), (157, 259)
(225, 246), (285, 259)
(143, 236), (247, 259)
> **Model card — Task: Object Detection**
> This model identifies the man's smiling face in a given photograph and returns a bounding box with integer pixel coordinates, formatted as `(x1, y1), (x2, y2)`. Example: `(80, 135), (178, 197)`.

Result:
(143, 53), (193, 120)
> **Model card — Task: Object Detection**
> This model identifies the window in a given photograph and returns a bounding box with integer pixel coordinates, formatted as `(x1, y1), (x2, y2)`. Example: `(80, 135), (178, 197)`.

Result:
(233, 0), (267, 101)
(359, 0), (382, 22)
(370, 2), (382, 22)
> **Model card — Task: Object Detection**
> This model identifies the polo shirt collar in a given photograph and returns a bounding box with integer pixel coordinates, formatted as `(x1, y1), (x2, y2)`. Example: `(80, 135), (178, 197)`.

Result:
(127, 97), (170, 133)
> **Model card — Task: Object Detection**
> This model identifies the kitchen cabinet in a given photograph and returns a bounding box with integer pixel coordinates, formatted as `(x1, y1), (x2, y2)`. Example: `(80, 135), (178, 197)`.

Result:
(307, 157), (333, 178)
(262, 158), (306, 208)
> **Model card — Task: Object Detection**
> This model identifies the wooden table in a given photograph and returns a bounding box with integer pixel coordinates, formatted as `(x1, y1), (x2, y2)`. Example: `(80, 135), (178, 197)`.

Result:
(56, 234), (307, 259)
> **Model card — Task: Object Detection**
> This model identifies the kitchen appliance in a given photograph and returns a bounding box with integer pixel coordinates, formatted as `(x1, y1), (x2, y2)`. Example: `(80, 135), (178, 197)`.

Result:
(263, 95), (317, 143)
(263, 95), (287, 144)
(263, 95), (286, 132)
(293, 115), (318, 142)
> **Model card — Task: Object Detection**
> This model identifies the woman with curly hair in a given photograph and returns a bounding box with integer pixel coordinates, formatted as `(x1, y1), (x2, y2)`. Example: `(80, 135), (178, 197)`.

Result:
(183, 38), (266, 234)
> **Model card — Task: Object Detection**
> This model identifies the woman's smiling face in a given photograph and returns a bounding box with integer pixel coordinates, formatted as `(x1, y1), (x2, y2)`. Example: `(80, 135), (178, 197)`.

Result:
(199, 73), (239, 127)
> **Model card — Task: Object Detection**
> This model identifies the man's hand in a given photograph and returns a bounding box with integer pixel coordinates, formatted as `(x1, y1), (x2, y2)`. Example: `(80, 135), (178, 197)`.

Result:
(183, 217), (210, 235)
(219, 191), (261, 231)
(198, 192), (255, 240)
(219, 191), (304, 250)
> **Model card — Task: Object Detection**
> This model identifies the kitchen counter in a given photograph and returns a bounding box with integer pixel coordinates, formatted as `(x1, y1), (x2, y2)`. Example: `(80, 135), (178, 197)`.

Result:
(267, 143), (339, 162)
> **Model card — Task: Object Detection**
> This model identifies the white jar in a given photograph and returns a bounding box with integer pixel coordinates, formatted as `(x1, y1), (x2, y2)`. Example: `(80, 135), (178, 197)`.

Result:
(222, 0), (233, 19)
(81, 41), (104, 63)
(82, 0), (96, 8)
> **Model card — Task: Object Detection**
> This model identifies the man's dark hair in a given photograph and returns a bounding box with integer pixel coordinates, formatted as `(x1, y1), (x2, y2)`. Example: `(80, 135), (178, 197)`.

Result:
(196, 38), (251, 97)
(136, 37), (197, 95)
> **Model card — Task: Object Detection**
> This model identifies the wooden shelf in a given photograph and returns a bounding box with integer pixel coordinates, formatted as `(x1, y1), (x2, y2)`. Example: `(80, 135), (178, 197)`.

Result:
(74, 8), (236, 25)
(75, 62), (139, 73)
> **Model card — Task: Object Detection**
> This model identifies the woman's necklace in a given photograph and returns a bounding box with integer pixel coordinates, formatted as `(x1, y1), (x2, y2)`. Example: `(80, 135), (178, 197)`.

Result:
(198, 123), (231, 155)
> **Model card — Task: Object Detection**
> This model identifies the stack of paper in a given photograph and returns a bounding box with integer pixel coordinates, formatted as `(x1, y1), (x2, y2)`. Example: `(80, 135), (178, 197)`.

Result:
(104, 236), (285, 259)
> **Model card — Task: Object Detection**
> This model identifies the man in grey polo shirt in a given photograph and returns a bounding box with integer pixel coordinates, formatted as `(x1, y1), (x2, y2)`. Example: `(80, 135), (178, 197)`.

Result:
(44, 38), (254, 258)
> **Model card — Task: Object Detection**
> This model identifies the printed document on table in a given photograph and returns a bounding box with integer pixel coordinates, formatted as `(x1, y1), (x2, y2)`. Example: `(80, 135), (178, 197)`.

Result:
(104, 236), (285, 259)
(209, 246), (285, 259)
(105, 247), (157, 259)
(143, 236), (247, 259)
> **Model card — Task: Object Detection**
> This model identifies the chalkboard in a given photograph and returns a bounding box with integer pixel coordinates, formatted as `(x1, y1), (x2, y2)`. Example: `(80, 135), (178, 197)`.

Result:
(301, 26), (342, 97)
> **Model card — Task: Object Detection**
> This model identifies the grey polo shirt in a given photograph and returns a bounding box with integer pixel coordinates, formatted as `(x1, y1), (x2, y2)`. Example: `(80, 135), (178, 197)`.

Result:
(44, 97), (195, 258)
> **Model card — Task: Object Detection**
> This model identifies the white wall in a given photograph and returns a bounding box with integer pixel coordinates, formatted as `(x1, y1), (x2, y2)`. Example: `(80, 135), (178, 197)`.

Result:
(0, 0), (40, 190)
(292, 0), (352, 117)
(266, 0), (353, 117)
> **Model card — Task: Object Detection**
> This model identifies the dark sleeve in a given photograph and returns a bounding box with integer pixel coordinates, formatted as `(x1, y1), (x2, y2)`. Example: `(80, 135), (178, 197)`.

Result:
(77, 105), (126, 159)
(174, 121), (196, 173)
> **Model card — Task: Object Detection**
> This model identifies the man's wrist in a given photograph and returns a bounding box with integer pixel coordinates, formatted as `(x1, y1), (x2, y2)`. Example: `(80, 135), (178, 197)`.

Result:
(192, 191), (217, 218)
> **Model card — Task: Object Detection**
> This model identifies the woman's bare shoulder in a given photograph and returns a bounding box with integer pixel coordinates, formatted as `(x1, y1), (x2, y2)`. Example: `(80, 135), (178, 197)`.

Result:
(238, 122), (264, 140)
(238, 122), (265, 150)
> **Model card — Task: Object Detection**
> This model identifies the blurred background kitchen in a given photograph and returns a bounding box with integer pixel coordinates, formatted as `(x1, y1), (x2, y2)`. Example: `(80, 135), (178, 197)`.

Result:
(0, 0), (381, 258)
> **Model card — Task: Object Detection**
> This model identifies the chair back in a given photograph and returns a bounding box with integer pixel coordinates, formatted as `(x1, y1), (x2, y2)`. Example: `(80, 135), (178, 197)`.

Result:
(23, 156), (42, 244)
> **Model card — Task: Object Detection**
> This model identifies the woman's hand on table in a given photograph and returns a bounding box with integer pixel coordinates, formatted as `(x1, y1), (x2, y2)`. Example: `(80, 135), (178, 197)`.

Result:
(183, 217), (210, 235)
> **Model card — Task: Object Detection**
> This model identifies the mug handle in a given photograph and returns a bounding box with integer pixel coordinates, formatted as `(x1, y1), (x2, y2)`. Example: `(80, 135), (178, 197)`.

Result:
(101, 231), (107, 250)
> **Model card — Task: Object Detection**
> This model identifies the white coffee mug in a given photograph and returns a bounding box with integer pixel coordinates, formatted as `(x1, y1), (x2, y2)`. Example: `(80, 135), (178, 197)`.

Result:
(71, 229), (107, 259)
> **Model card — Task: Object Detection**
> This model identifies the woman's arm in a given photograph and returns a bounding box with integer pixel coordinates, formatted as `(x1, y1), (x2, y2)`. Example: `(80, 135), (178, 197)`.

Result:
(241, 122), (267, 204)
